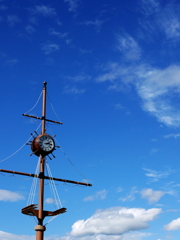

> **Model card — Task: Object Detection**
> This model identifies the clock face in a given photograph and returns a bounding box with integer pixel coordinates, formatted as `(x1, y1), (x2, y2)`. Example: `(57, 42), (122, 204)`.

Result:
(39, 135), (55, 152)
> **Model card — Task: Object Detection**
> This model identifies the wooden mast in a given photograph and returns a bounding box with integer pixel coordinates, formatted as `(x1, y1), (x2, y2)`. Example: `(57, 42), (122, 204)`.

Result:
(35, 82), (47, 240)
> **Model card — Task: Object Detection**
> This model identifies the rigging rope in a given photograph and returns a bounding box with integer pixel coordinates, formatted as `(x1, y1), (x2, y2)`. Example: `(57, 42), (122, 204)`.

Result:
(0, 90), (43, 163)
(47, 91), (62, 123)
(46, 125), (91, 185)
(45, 93), (91, 184)
(45, 160), (62, 209)
(24, 90), (43, 114)
(0, 122), (42, 163)
(27, 157), (40, 206)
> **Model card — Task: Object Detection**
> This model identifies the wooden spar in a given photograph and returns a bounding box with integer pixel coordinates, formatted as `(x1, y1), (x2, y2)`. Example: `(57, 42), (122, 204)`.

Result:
(22, 114), (63, 125)
(0, 168), (92, 186)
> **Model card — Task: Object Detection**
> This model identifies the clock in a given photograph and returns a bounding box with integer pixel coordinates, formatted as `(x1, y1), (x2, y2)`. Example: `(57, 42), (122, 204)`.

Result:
(31, 134), (55, 156)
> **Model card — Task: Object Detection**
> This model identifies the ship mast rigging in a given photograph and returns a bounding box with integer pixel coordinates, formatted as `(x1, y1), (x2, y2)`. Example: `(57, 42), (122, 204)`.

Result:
(0, 82), (92, 240)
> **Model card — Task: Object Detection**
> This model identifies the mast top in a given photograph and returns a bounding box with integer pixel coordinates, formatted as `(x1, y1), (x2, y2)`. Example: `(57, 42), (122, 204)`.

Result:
(43, 82), (47, 87)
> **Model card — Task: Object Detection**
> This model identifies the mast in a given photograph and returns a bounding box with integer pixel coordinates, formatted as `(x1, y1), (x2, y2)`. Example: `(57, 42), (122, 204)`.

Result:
(0, 82), (92, 240)
(35, 82), (47, 240)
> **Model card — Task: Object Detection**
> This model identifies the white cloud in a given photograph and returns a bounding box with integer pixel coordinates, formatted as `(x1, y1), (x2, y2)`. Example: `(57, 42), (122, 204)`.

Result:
(149, 148), (158, 156)
(49, 29), (68, 38)
(64, 0), (80, 13)
(116, 187), (123, 193)
(70, 207), (162, 236)
(45, 198), (55, 204)
(136, 65), (180, 126)
(63, 85), (86, 94)
(42, 43), (59, 55)
(84, 19), (107, 32)
(139, 0), (160, 16)
(141, 188), (165, 204)
(0, 231), (153, 240)
(164, 133), (180, 139)
(157, 5), (180, 40)
(84, 189), (108, 201)
(143, 168), (170, 182)
(31, 5), (56, 17)
(139, 1), (180, 41)
(0, 231), (34, 240)
(120, 187), (138, 202)
(66, 74), (91, 82)
(0, 189), (24, 202)
(116, 35), (141, 61)
(97, 63), (180, 127)
(164, 218), (180, 231)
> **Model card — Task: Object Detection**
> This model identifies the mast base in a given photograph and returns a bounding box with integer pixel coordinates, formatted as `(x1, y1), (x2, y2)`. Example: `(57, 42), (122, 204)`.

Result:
(35, 225), (46, 232)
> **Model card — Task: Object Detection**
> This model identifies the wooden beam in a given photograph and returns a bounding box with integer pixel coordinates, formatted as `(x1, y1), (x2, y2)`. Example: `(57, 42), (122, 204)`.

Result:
(0, 169), (92, 186)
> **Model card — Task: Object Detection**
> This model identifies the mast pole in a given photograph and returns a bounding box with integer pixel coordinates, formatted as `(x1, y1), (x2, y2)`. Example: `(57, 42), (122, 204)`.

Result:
(35, 82), (47, 240)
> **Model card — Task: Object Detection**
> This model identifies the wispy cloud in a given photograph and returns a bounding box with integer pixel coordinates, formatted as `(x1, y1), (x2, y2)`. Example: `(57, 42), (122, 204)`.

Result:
(116, 34), (141, 61)
(63, 85), (86, 94)
(139, 0), (160, 16)
(49, 29), (68, 38)
(31, 5), (56, 17)
(49, 29), (71, 44)
(66, 74), (91, 82)
(143, 168), (171, 182)
(7, 15), (20, 26)
(119, 186), (138, 202)
(84, 189), (108, 201)
(0, 189), (24, 202)
(149, 148), (159, 156)
(139, 1), (180, 41)
(64, 0), (80, 13)
(141, 188), (165, 203)
(157, 4), (180, 41)
(116, 186), (123, 193)
(0, 4), (8, 10)
(114, 103), (131, 115)
(136, 65), (180, 126)
(97, 62), (180, 127)
(0, 231), (34, 240)
(70, 207), (162, 236)
(164, 133), (180, 139)
(42, 43), (59, 55)
(25, 25), (35, 34)
(4, 58), (18, 67)
(84, 18), (107, 32)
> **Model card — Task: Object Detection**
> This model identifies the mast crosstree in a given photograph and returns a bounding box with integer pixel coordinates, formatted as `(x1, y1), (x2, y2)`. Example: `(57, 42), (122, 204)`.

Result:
(0, 82), (92, 240)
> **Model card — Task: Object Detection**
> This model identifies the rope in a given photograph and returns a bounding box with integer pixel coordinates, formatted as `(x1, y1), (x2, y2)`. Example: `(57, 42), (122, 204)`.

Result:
(47, 91), (62, 123)
(0, 122), (42, 163)
(27, 157), (40, 206)
(44, 160), (63, 226)
(45, 160), (62, 209)
(46, 126), (91, 184)
(60, 146), (91, 184)
(24, 90), (43, 114)
(46, 91), (90, 183)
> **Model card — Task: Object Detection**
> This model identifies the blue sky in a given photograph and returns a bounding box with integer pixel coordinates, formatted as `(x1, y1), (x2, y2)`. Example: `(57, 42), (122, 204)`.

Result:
(1, 0), (180, 239)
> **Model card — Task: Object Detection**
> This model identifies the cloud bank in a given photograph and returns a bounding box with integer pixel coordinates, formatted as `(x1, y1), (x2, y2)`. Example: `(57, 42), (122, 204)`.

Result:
(70, 207), (162, 236)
